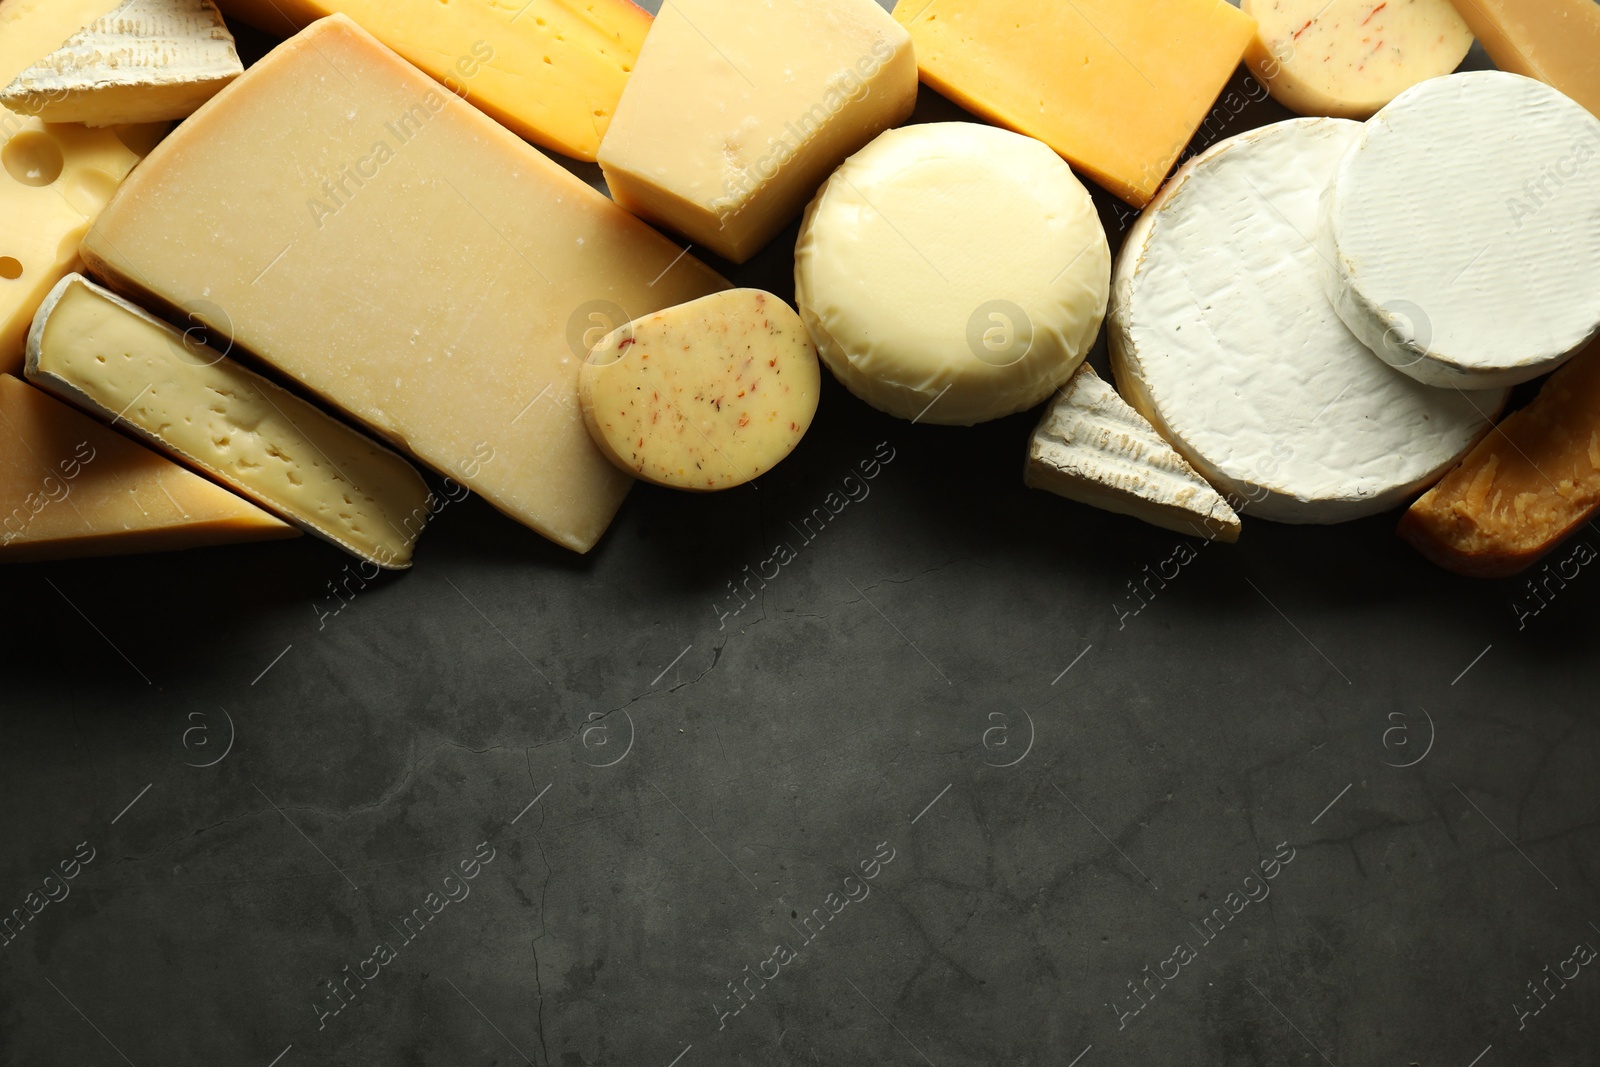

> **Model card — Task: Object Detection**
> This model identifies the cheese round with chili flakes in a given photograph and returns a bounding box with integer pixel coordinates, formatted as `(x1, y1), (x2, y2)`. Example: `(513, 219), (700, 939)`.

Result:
(578, 289), (822, 492)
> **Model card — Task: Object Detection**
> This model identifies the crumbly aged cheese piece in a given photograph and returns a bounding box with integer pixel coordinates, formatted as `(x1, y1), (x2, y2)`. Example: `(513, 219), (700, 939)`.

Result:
(597, 0), (916, 264)
(1025, 364), (1242, 542)
(212, 0), (651, 162)
(0, 114), (145, 375)
(1111, 117), (1506, 524)
(0, 373), (294, 562)
(1320, 72), (1600, 390)
(891, 0), (1256, 207)
(1446, 0), (1600, 120)
(794, 123), (1109, 427)
(579, 289), (821, 491)
(1399, 337), (1600, 578)
(27, 275), (433, 568)
(1, 0), (241, 126)
(1241, 0), (1473, 118)
(82, 15), (725, 554)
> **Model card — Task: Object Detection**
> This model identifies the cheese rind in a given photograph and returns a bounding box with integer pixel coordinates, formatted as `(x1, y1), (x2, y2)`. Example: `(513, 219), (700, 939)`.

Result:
(1319, 72), (1600, 390)
(1111, 117), (1506, 524)
(1242, 0), (1473, 119)
(597, 0), (916, 264)
(26, 274), (433, 568)
(82, 15), (726, 554)
(0, 0), (125, 87)
(0, 373), (295, 562)
(794, 123), (1110, 427)
(1025, 364), (1242, 543)
(1, 0), (242, 126)
(1446, 0), (1600, 121)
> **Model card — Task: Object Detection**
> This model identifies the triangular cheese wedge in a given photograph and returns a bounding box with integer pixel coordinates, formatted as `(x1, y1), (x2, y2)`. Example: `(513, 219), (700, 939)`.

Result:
(1026, 364), (1242, 542)
(0, 374), (297, 562)
(0, 0), (242, 126)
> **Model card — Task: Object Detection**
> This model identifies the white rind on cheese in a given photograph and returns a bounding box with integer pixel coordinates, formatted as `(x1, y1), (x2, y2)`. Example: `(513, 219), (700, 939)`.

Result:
(0, 0), (241, 126)
(1111, 117), (1508, 524)
(1025, 363), (1242, 542)
(1319, 71), (1600, 389)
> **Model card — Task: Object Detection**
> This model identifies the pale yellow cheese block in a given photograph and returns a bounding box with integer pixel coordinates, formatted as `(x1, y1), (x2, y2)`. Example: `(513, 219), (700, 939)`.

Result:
(579, 289), (821, 491)
(82, 15), (727, 553)
(1445, 0), (1600, 120)
(0, 372), (296, 562)
(597, 0), (917, 264)
(27, 275), (434, 568)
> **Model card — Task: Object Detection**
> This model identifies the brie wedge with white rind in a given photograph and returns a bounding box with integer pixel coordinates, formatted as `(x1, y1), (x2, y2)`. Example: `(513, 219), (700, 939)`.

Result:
(794, 122), (1110, 426)
(1025, 363), (1242, 542)
(1111, 117), (1507, 524)
(0, 0), (241, 126)
(1319, 71), (1600, 389)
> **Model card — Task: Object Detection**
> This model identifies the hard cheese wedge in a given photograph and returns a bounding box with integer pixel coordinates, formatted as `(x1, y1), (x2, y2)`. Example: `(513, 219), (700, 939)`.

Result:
(27, 275), (433, 568)
(1026, 364), (1241, 542)
(82, 15), (726, 554)
(891, 0), (1257, 207)
(597, 0), (916, 264)
(1399, 338), (1600, 578)
(1446, 0), (1600, 120)
(579, 289), (821, 491)
(0, 373), (295, 562)
(211, 0), (651, 162)
(1, 0), (241, 126)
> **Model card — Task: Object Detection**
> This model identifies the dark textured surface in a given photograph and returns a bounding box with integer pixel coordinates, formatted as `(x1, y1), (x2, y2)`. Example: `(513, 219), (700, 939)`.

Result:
(2, 6), (1598, 1067)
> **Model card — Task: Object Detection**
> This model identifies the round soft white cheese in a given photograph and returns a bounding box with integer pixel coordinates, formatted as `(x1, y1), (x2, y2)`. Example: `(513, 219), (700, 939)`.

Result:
(794, 122), (1110, 426)
(1111, 117), (1507, 524)
(1319, 71), (1600, 389)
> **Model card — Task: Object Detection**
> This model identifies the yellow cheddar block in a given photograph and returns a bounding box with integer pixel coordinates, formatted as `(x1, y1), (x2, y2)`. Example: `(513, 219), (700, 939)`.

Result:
(1446, 0), (1600, 120)
(892, 0), (1257, 207)
(212, 0), (652, 161)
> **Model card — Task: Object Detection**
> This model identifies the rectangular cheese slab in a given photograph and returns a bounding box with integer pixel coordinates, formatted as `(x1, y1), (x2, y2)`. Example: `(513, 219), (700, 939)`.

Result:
(82, 15), (727, 553)
(892, 0), (1257, 207)
(1, 372), (295, 562)
(212, 0), (651, 162)
(597, 0), (917, 263)
(1446, 0), (1600, 120)
(27, 274), (433, 568)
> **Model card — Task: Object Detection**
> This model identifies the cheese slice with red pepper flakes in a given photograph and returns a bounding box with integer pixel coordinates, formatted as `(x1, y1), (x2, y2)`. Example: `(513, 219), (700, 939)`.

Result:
(578, 289), (821, 492)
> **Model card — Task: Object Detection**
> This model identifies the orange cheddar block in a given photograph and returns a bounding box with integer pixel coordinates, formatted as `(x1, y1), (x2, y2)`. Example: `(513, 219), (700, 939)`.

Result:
(1446, 0), (1600, 120)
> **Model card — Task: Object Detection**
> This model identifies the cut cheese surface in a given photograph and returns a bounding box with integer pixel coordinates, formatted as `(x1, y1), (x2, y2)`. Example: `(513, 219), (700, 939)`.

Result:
(891, 0), (1256, 207)
(579, 289), (821, 491)
(82, 15), (726, 554)
(1319, 72), (1600, 389)
(211, 0), (651, 162)
(598, 0), (916, 264)
(27, 275), (433, 568)
(1025, 363), (1242, 543)
(1399, 337), (1600, 578)
(0, 372), (295, 562)
(1110, 117), (1506, 524)
(795, 123), (1110, 427)
(1241, 0), (1473, 118)
(1446, 0), (1600, 120)
(1, 0), (241, 126)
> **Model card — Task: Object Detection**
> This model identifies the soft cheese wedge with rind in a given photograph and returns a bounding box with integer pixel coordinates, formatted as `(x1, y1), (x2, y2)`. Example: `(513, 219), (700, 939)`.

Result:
(1319, 72), (1600, 389)
(26, 274), (432, 568)
(0, 373), (295, 562)
(579, 289), (821, 492)
(1111, 117), (1506, 524)
(1025, 364), (1242, 543)
(1445, 0), (1600, 120)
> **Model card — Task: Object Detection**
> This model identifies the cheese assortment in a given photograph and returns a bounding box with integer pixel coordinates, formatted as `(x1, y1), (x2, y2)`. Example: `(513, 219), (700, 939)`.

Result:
(26, 274), (432, 568)
(795, 123), (1110, 426)
(1110, 117), (1505, 523)
(1241, 0), (1473, 118)
(579, 289), (821, 492)
(0, 373), (295, 562)
(1446, 0), (1600, 120)
(597, 0), (916, 264)
(1319, 72), (1600, 389)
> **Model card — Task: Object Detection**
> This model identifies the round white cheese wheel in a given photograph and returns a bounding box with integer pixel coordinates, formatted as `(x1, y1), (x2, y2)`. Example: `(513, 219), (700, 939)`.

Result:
(794, 122), (1110, 426)
(1319, 71), (1600, 389)
(1110, 117), (1507, 524)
